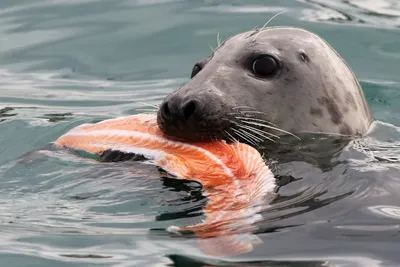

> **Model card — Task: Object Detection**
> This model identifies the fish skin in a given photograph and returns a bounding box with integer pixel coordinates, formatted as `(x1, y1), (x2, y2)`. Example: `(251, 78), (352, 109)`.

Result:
(54, 113), (276, 256)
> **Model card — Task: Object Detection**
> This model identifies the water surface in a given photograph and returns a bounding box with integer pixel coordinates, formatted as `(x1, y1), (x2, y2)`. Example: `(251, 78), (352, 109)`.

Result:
(1, 0), (400, 266)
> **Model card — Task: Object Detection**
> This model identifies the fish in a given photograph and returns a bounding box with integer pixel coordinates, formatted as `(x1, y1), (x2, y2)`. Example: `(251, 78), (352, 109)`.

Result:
(54, 113), (276, 256)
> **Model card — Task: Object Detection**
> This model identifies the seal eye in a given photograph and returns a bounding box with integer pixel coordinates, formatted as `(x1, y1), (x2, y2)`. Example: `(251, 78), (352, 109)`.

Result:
(252, 55), (279, 78)
(191, 64), (202, 78)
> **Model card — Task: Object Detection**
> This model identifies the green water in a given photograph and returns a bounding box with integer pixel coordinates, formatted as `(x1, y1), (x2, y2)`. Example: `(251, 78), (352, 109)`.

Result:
(1, 1), (400, 266)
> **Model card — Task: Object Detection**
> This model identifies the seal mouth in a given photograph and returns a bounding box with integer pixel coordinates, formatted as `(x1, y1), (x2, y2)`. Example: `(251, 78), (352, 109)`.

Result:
(157, 106), (296, 145)
(157, 109), (234, 142)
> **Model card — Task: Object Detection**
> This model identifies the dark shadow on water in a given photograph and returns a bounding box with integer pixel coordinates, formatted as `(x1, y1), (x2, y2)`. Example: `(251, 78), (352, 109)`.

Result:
(155, 177), (206, 221)
(39, 112), (74, 122)
(167, 254), (327, 267)
(0, 106), (38, 123)
(262, 133), (353, 171)
(99, 149), (149, 162)
(60, 254), (112, 259)
(256, 190), (354, 231)
(0, 107), (17, 123)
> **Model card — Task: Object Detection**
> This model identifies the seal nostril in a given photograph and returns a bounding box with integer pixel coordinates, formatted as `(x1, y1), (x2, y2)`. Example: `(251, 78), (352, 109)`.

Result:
(162, 102), (171, 119)
(182, 100), (196, 120)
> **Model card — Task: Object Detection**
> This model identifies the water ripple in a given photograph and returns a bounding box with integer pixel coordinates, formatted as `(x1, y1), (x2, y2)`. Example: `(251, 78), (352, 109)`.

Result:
(0, 69), (183, 121)
(368, 205), (400, 219)
(298, 0), (400, 28)
(0, 0), (400, 266)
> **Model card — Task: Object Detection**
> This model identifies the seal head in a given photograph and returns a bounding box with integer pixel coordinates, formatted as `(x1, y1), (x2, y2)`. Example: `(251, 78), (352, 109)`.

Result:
(157, 27), (373, 143)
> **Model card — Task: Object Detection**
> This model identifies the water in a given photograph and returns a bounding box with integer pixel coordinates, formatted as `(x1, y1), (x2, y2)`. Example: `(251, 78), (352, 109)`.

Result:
(1, 0), (400, 266)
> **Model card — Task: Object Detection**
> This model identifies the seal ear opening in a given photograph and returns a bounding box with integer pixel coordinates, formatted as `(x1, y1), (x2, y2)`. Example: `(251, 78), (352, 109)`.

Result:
(299, 51), (309, 63)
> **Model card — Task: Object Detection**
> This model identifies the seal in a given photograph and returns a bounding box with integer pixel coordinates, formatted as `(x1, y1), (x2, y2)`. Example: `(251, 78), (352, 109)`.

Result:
(156, 27), (373, 144)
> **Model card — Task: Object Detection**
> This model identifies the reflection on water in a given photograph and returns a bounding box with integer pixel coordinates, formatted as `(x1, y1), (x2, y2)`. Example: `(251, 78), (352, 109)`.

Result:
(369, 205), (400, 219)
(168, 254), (329, 267)
(5, 116), (400, 265)
(299, 0), (400, 27)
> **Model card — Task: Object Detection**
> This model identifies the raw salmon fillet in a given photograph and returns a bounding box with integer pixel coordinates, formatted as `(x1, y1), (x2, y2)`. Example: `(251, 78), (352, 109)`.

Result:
(54, 113), (276, 256)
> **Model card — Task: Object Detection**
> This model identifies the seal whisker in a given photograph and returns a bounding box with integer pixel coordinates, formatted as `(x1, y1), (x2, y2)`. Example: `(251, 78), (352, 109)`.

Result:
(234, 127), (265, 145)
(231, 128), (251, 143)
(241, 121), (301, 140)
(223, 130), (238, 143)
(239, 128), (263, 142)
(231, 128), (259, 147)
(228, 110), (270, 118)
(209, 44), (216, 52)
(228, 118), (277, 137)
(251, 25), (260, 31)
(237, 110), (268, 115)
(224, 118), (279, 142)
(228, 111), (263, 117)
(298, 130), (352, 137)
(235, 116), (277, 126)
(232, 106), (259, 110)
(217, 32), (222, 47)
(252, 10), (288, 41)
(231, 107), (278, 126)
(231, 106), (269, 115)
(236, 124), (277, 142)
